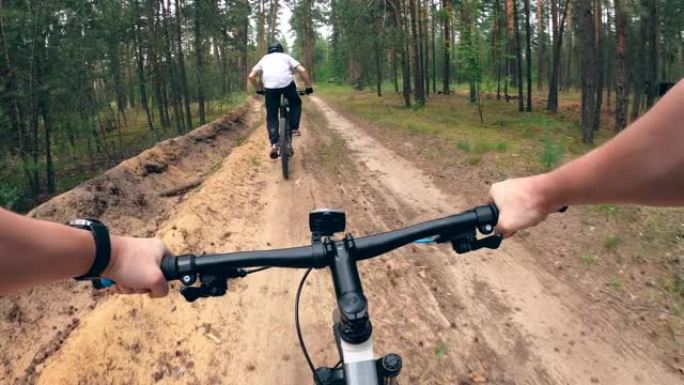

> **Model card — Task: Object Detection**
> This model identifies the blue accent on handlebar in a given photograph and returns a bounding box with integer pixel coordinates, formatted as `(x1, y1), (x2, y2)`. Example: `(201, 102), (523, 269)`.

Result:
(413, 237), (436, 244)
(92, 278), (114, 289)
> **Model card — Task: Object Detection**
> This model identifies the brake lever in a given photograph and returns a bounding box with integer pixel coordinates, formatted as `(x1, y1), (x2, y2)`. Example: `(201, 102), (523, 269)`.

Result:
(447, 229), (503, 254)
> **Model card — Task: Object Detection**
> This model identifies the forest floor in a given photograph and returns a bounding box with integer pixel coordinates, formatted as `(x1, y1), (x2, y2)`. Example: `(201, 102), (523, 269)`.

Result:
(0, 93), (682, 385)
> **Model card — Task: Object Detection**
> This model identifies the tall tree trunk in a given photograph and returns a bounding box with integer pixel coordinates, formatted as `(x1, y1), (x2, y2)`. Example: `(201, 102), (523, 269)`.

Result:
(513, 0), (524, 111)
(134, 18), (155, 133)
(441, 0), (450, 94)
(547, 0), (569, 112)
(162, 0), (183, 133)
(146, 0), (168, 128)
(194, 1), (205, 125)
(431, 1), (436, 93)
(375, 39), (383, 96)
(422, 0), (429, 97)
(410, 0), (425, 106)
(174, 0), (192, 129)
(524, 0), (532, 110)
(593, 0), (603, 131)
(536, 0), (545, 90)
(614, 0), (628, 131)
(645, 0), (657, 107)
(564, 0), (573, 90)
(506, 0), (515, 89)
(38, 95), (55, 194)
(578, 0), (596, 144)
(392, 47), (399, 93)
(495, 0), (502, 100)
(257, 0), (266, 54)
(267, 0), (280, 41)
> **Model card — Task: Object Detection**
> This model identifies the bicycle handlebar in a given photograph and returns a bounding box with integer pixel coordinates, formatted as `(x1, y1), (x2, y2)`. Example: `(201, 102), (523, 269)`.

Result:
(160, 204), (500, 282)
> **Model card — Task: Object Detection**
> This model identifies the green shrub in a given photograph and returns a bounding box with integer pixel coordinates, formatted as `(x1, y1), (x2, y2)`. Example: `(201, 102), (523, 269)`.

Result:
(539, 135), (562, 170)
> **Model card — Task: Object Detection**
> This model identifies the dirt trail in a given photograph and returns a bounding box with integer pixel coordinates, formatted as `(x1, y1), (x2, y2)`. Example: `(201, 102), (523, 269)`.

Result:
(3, 97), (681, 385)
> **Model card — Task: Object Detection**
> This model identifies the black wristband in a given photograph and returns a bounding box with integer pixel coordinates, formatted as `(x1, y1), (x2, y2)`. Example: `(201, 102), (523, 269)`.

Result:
(68, 219), (111, 280)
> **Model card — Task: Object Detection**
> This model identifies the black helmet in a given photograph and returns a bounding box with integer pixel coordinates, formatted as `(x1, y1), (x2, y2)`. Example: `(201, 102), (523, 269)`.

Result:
(267, 42), (284, 54)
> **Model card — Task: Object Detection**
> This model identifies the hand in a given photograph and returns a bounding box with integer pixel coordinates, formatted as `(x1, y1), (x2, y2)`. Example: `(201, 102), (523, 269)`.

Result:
(256, 89), (265, 95)
(103, 236), (171, 298)
(305, 87), (314, 95)
(489, 175), (558, 238)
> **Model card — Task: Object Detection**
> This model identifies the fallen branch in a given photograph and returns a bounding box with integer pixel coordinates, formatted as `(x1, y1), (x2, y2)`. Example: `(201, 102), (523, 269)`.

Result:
(158, 178), (202, 197)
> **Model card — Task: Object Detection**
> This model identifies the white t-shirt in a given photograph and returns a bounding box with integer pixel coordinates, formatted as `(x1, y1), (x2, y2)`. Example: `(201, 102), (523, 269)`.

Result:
(252, 53), (301, 89)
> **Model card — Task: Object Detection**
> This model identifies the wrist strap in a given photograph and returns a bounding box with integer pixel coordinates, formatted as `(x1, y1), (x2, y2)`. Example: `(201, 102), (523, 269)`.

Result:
(68, 219), (111, 280)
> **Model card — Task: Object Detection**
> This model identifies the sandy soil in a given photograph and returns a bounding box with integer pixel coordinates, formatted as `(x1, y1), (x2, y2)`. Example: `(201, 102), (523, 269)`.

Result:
(0, 97), (681, 385)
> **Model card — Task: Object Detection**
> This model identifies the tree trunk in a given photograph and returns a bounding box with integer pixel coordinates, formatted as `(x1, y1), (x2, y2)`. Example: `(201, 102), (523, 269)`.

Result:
(162, 0), (183, 133)
(423, 0), (429, 97)
(564, 0), (573, 90)
(194, 1), (206, 125)
(267, 0), (280, 41)
(536, 0), (545, 90)
(146, 0), (168, 129)
(441, 0), (450, 94)
(134, 17), (155, 132)
(593, 0), (603, 132)
(513, 0), (524, 111)
(578, 0), (596, 144)
(431, 1), (436, 93)
(547, 0), (569, 112)
(506, 0), (515, 89)
(614, 0), (628, 131)
(645, 0), (657, 107)
(174, 0), (192, 129)
(524, 0), (532, 110)
(254, 0), (264, 53)
(410, 0), (425, 106)
(495, 0), (502, 100)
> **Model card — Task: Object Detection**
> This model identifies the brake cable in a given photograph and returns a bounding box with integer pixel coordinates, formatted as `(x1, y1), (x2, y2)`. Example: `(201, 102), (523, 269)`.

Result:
(295, 267), (322, 384)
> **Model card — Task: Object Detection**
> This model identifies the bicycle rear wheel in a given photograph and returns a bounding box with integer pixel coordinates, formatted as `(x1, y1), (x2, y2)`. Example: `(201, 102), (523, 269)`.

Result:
(279, 116), (290, 179)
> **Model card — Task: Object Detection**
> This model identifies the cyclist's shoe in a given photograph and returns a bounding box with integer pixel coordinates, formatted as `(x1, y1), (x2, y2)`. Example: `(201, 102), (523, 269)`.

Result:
(292, 129), (301, 137)
(269, 144), (279, 159)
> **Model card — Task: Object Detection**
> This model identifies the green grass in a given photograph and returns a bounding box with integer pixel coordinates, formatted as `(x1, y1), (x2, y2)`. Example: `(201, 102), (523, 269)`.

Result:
(434, 340), (448, 359)
(598, 204), (620, 220)
(603, 234), (622, 252)
(317, 83), (613, 174)
(609, 277), (624, 291)
(580, 254), (599, 266)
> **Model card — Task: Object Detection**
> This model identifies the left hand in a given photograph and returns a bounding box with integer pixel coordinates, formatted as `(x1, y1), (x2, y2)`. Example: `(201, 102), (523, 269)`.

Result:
(103, 236), (172, 298)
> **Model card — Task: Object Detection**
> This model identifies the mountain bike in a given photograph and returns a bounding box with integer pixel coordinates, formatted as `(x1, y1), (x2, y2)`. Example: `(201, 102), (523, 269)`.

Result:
(277, 90), (308, 180)
(159, 204), (505, 385)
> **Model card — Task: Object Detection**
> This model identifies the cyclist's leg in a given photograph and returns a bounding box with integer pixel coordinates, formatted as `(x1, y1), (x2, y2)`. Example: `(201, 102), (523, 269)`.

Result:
(264, 88), (281, 145)
(284, 82), (302, 133)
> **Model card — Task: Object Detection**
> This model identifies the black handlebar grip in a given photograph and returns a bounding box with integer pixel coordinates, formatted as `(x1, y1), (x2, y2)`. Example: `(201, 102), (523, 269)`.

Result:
(474, 204), (499, 226)
(161, 255), (178, 281)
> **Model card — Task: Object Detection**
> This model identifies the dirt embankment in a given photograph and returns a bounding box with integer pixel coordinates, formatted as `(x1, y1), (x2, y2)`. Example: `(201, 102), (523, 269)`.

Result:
(0, 99), (260, 385)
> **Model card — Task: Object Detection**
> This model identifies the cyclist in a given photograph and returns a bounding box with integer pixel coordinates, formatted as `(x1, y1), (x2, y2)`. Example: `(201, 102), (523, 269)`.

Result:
(0, 207), (170, 297)
(490, 79), (684, 238)
(248, 42), (314, 159)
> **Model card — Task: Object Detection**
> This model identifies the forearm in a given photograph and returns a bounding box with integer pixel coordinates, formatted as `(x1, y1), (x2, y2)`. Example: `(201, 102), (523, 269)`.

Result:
(297, 67), (312, 87)
(0, 208), (96, 292)
(248, 72), (261, 90)
(538, 80), (684, 208)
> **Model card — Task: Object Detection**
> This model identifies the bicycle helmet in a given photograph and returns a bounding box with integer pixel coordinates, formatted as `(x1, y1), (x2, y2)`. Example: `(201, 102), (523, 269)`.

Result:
(267, 42), (284, 54)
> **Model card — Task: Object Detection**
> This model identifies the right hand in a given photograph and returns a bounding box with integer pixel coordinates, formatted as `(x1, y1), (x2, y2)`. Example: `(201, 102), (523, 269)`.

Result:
(489, 175), (557, 238)
(256, 89), (265, 95)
